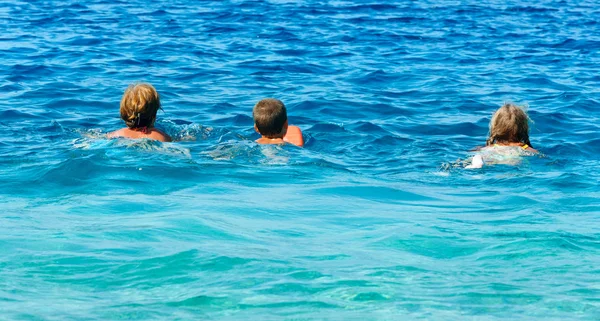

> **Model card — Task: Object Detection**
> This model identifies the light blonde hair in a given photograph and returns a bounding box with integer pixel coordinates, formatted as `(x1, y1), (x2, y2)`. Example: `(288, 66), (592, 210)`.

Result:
(120, 83), (161, 129)
(486, 103), (532, 147)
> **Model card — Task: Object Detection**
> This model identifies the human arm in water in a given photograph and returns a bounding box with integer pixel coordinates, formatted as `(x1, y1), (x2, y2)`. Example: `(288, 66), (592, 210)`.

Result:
(284, 125), (304, 147)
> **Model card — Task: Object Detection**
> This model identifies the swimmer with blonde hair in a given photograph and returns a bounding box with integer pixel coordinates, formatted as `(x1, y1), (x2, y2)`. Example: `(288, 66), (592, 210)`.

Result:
(466, 103), (538, 169)
(108, 83), (172, 142)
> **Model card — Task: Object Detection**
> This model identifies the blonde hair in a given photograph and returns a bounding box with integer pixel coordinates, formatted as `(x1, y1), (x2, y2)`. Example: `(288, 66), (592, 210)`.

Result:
(120, 83), (161, 129)
(486, 103), (532, 147)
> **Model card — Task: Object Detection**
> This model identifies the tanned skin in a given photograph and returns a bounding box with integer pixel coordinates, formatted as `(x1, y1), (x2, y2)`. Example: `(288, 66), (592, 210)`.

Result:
(255, 120), (303, 147)
(108, 122), (172, 142)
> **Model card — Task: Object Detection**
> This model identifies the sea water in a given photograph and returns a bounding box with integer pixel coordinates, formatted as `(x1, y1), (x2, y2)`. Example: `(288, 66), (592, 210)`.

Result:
(1, 1), (599, 320)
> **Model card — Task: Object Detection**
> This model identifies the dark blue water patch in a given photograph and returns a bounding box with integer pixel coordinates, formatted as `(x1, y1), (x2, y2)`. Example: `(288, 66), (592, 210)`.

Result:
(404, 122), (483, 137)
(65, 3), (87, 10)
(349, 70), (400, 85)
(290, 100), (330, 114)
(504, 6), (560, 13)
(212, 114), (252, 127)
(0, 109), (43, 120)
(65, 116), (111, 129)
(44, 98), (90, 110)
(0, 83), (27, 96)
(577, 139), (600, 158)
(272, 49), (306, 57)
(35, 120), (65, 133)
(236, 60), (285, 72)
(530, 110), (579, 136)
(111, 58), (147, 66)
(196, 102), (239, 116)
(375, 89), (422, 99)
(280, 63), (335, 75)
(541, 38), (600, 51)
(346, 121), (391, 136)
(256, 29), (300, 43)
(8, 64), (54, 79)
(544, 141), (600, 160)
(386, 16), (430, 23)
(339, 4), (399, 11)
(62, 36), (106, 47)
(0, 43), (39, 54)
(371, 135), (414, 147)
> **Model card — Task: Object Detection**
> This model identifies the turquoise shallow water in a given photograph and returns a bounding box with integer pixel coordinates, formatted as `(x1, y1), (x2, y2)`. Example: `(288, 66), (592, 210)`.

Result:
(1, 0), (600, 320)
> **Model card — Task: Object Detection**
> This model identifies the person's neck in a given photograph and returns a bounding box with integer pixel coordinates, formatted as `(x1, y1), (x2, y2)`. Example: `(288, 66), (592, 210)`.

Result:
(256, 135), (285, 144)
(127, 126), (154, 134)
(130, 125), (154, 129)
(495, 141), (524, 147)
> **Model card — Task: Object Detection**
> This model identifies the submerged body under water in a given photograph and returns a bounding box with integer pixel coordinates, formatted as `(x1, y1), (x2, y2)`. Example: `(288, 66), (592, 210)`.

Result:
(450, 145), (540, 169)
(1, 0), (600, 320)
(477, 145), (538, 165)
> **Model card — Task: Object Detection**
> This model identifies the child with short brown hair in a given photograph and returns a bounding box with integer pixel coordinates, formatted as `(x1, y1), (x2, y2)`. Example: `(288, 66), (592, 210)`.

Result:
(253, 98), (304, 147)
(108, 83), (172, 142)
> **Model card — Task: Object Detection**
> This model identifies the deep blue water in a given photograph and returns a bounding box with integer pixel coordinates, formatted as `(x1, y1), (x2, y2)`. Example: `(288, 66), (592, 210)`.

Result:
(1, 0), (600, 320)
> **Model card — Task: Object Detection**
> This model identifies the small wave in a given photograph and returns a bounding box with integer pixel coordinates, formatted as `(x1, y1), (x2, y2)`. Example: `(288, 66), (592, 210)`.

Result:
(350, 69), (399, 85)
(337, 4), (398, 11)
(0, 109), (41, 120)
(204, 140), (291, 165)
(308, 123), (346, 132)
(504, 6), (559, 13)
(158, 120), (215, 142)
(71, 135), (192, 159)
(347, 121), (390, 135)
(548, 39), (600, 50)
(61, 36), (104, 47)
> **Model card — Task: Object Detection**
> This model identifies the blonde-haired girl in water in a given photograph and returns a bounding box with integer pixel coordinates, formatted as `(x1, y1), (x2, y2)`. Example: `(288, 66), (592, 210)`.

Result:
(108, 83), (172, 142)
(466, 103), (538, 168)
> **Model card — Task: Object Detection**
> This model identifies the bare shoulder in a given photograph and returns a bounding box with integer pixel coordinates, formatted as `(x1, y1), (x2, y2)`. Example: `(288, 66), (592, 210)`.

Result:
(150, 129), (172, 142)
(284, 125), (304, 147)
(287, 125), (302, 135)
(107, 128), (127, 139)
(525, 146), (539, 153)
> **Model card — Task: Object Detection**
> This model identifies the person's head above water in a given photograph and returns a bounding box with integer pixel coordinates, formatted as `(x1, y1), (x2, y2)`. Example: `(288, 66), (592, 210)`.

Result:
(107, 83), (171, 142)
(252, 98), (304, 147)
(120, 83), (161, 130)
(253, 98), (288, 138)
(486, 103), (532, 147)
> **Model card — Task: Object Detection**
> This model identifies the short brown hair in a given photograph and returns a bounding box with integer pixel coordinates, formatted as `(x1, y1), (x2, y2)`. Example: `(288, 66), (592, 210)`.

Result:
(486, 103), (532, 147)
(253, 98), (287, 137)
(120, 83), (161, 129)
